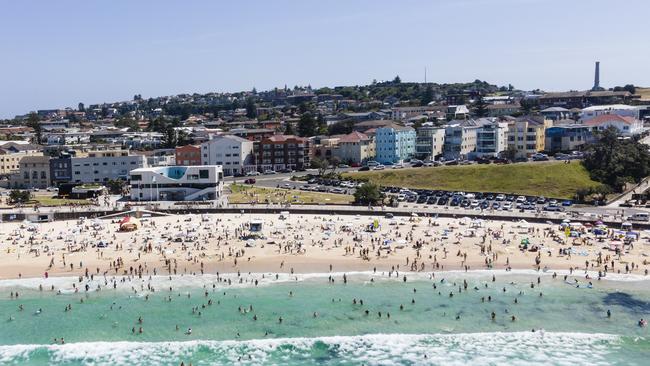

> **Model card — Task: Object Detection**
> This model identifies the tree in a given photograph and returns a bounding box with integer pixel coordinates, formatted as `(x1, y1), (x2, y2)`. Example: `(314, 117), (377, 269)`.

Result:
(78, 102), (85, 112)
(26, 112), (42, 144)
(106, 179), (126, 195)
(472, 96), (488, 117)
(310, 157), (328, 176)
(115, 117), (140, 131)
(392, 75), (401, 84)
(297, 112), (317, 137)
(164, 125), (178, 148)
(421, 85), (434, 105)
(583, 127), (650, 191)
(353, 182), (383, 205)
(284, 121), (295, 135)
(328, 120), (354, 135)
(245, 98), (257, 119)
(503, 146), (517, 161)
(9, 190), (31, 204)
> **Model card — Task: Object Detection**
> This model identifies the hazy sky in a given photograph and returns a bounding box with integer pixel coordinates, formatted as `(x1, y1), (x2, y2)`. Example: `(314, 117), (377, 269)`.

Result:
(1, 0), (648, 118)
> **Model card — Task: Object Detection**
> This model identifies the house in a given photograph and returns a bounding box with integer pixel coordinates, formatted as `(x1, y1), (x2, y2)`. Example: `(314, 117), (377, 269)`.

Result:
(129, 165), (223, 201)
(540, 107), (571, 121)
(374, 123), (416, 164)
(580, 104), (640, 122)
(545, 124), (594, 152)
(70, 148), (147, 183)
(415, 126), (445, 161)
(446, 105), (470, 120)
(486, 104), (520, 117)
(352, 120), (394, 133)
(200, 135), (255, 175)
(538, 90), (632, 109)
(507, 116), (552, 158)
(334, 131), (375, 164)
(257, 135), (310, 172)
(175, 145), (201, 166)
(10, 155), (51, 189)
(583, 114), (643, 136)
(475, 120), (509, 158)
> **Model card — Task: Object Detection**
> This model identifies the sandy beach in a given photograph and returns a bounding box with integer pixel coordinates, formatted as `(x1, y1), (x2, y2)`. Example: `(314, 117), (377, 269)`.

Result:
(0, 212), (649, 280)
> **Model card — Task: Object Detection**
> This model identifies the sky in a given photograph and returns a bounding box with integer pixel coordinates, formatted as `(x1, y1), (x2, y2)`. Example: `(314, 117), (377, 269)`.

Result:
(1, 0), (649, 118)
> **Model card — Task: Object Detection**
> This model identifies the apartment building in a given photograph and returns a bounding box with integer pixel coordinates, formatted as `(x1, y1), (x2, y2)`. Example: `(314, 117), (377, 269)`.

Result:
(507, 116), (552, 158)
(0, 142), (42, 176)
(70, 148), (147, 183)
(257, 135), (309, 172)
(475, 121), (509, 158)
(443, 120), (480, 160)
(10, 155), (51, 189)
(375, 124), (416, 164)
(175, 145), (201, 166)
(334, 131), (375, 165)
(200, 135), (255, 175)
(415, 126), (445, 161)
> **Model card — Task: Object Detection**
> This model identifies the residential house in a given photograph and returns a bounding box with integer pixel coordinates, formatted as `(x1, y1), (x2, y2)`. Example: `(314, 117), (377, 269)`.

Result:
(583, 114), (643, 136)
(507, 116), (552, 158)
(334, 131), (375, 165)
(580, 104), (640, 122)
(540, 107), (571, 121)
(446, 105), (470, 120)
(129, 165), (223, 201)
(415, 126), (445, 161)
(200, 135), (255, 175)
(375, 124), (416, 164)
(487, 104), (520, 117)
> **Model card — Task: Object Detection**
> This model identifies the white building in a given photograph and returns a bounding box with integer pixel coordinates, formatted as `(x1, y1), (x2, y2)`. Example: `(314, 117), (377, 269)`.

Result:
(200, 135), (255, 176)
(580, 104), (639, 122)
(129, 165), (223, 201)
(583, 114), (644, 136)
(475, 121), (509, 158)
(415, 125), (445, 161)
(71, 149), (147, 183)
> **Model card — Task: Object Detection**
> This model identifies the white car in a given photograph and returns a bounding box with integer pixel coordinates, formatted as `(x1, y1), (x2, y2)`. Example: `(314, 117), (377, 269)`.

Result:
(392, 163), (404, 169)
(373, 165), (385, 170)
(470, 200), (480, 208)
(246, 171), (261, 176)
(397, 194), (406, 201)
(495, 194), (506, 201)
(502, 202), (513, 211)
(263, 170), (277, 175)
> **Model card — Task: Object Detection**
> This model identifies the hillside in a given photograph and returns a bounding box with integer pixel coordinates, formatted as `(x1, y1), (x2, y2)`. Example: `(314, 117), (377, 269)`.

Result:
(343, 161), (601, 199)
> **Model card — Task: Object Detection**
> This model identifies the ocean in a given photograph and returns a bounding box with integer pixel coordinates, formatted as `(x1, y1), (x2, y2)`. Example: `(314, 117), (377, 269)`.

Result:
(0, 271), (649, 365)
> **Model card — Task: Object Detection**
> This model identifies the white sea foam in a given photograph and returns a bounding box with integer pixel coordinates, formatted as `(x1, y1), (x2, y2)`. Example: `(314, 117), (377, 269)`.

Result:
(0, 268), (647, 293)
(0, 332), (632, 366)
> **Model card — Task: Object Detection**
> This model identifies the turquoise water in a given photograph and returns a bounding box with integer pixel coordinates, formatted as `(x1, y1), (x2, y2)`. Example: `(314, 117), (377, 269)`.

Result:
(1, 271), (649, 365)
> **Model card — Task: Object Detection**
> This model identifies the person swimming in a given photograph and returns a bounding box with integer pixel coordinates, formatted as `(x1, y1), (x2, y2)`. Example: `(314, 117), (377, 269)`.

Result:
(186, 327), (192, 335)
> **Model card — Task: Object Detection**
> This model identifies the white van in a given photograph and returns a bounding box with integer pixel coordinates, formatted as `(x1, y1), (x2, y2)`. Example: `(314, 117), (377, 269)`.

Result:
(628, 213), (649, 222)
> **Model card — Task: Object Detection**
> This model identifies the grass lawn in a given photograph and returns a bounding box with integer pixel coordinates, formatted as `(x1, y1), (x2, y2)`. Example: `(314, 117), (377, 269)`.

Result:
(343, 161), (601, 199)
(28, 196), (94, 207)
(228, 184), (353, 205)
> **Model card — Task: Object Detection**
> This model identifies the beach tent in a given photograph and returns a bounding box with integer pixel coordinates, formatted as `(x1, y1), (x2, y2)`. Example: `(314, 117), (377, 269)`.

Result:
(249, 219), (264, 232)
(119, 216), (140, 231)
(470, 219), (484, 228)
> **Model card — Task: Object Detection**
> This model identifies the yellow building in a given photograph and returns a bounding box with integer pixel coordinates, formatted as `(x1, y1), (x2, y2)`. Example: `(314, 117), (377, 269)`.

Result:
(507, 116), (552, 158)
(0, 142), (42, 176)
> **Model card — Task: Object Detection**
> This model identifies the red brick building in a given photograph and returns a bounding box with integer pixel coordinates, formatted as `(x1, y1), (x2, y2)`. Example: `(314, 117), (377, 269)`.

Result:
(175, 145), (201, 165)
(257, 135), (310, 172)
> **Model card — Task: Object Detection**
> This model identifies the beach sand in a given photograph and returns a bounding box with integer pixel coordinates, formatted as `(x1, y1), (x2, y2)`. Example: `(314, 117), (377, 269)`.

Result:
(1, 212), (649, 280)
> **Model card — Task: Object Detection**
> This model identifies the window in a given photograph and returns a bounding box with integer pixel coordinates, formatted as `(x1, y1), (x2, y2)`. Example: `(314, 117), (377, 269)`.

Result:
(131, 174), (142, 181)
(199, 170), (209, 179)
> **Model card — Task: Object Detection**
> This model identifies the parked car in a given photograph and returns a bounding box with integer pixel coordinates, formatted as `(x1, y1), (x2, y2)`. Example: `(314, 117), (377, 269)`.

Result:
(373, 165), (385, 170)
(532, 153), (549, 161)
(358, 166), (370, 171)
(244, 178), (256, 184)
(246, 171), (261, 176)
